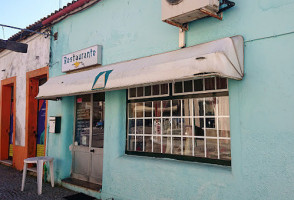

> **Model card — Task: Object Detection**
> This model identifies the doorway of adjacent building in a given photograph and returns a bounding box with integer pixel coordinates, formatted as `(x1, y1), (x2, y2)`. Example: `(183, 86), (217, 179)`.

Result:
(72, 93), (105, 185)
(26, 67), (48, 162)
(0, 77), (16, 165)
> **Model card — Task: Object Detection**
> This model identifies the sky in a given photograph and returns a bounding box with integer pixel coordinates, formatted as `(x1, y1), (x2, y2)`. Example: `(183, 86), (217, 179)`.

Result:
(0, 0), (74, 39)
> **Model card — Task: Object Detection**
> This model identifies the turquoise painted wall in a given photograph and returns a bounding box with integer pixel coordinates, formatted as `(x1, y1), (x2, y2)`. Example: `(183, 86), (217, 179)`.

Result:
(47, 0), (294, 199)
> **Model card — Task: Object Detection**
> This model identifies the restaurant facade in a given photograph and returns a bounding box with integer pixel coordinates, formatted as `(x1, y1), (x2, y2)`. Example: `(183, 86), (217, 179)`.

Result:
(35, 0), (294, 199)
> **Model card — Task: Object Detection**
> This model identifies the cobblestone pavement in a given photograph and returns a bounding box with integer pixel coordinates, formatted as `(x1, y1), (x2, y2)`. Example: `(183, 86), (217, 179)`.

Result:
(0, 164), (77, 200)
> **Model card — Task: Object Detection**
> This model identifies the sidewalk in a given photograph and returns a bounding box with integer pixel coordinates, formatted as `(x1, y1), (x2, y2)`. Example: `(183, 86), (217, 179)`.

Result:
(0, 163), (78, 200)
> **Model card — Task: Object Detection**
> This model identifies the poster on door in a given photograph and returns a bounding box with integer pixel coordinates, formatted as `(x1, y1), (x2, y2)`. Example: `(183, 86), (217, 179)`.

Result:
(37, 100), (46, 157)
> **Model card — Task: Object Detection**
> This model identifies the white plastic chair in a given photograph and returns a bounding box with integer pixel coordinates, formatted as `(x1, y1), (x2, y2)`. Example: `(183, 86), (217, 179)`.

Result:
(21, 156), (54, 195)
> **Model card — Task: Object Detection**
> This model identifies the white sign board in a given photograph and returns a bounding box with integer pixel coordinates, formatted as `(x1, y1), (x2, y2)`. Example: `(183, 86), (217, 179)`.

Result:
(62, 45), (102, 72)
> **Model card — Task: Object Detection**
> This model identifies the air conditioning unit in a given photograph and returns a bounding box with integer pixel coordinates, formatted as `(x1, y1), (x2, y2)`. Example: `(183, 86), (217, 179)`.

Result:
(162, 0), (220, 27)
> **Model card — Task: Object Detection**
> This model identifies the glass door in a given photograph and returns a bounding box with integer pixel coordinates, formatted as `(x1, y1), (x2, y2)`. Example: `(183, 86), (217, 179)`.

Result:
(72, 93), (105, 185)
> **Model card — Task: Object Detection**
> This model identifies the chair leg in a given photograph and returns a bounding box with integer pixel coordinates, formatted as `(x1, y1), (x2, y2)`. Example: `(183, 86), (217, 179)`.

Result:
(37, 160), (44, 195)
(21, 163), (27, 191)
(49, 160), (54, 187)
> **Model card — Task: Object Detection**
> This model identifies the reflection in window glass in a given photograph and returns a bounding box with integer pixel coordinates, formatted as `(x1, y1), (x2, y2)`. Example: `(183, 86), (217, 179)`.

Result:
(219, 139), (231, 160)
(183, 118), (193, 136)
(152, 85), (160, 96)
(92, 93), (105, 148)
(128, 136), (135, 151)
(137, 87), (143, 97)
(153, 101), (161, 117)
(219, 118), (230, 138)
(136, 119), (143, 135)
(145, 86), (151, 96)
(161, 84), (169, 95)
(172, 118), (181, 135)
(194, 99), (204, 116)
(172, 137), (182, 155)
(153, 119), (161, 135)
(129, 103), (136, 118)
(172, 100), (181, 116)
(153, 136), (161, 153)
(206, 118), (215, 128)
(216, 77), (227, 89)
(194, 118), (204, 136)
(205, 78), (215, 90)
(136, 136), (143, 151)
(194, 138), (205, 157)
(162, 100), (171, 117)
(144, 119), (152, 135)
(218, 96), (229, 116)
(130, 88), (136, 98)
(162, 119), (171, 135)
(136, 102), (144, 118)
(205, 97), (216, 116)
(194, 79), (203, 91)
(184, 80), (193, 93)
(129, 120), (135, 135)
(182, 99), (193, 116)
(145, 102), (152, 117)
(145, 136), (152, 152)
(206, 129), (217, 137)
(174, 82), (183, 93)
(206, 139), (218, 159)
(183, 138), (193, 156)
(162, 137), (171, 154)
(75, 95), (91, 146)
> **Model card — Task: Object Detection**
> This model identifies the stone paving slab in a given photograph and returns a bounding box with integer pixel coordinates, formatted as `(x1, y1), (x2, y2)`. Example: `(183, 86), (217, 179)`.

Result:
(0, 164), (77, 200)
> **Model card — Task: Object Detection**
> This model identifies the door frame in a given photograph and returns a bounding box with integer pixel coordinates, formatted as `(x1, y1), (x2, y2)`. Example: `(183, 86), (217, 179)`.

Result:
(0, 77), (16, 160)
(25, 66), (49, 158)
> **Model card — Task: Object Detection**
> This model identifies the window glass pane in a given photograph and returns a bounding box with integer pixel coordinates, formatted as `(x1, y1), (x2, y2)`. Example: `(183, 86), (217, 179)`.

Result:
(194, 138), (205, 157)
(172, 99), (181, 116)
(184, 80), (193, 93)
(161, 84), (169, 95)
(92, 93), (105, 148)
(162, 100), (171, 116)
(136, 119), (143, 135)
(194, 79), (203, 91)
(162, 119), (171, 135)
(152, 85), (160, 95)
(183, 138), (193, 156)
(182, 99), (193, 116)
(174, 82), (183, 93)
(218, 96), (229, 116)
(194, 118), (204, 137)
(206, 129), (217, 137)
(205, 78), (215, 90)
(206, 139), (218, 159)
(153, 136), (161, 153)
(205, 97), (216, 116)
(153, 101), (161, 117)
(145, 136), (152, 152)
(129, 103), (135, 118)
(153, 119), (161, 135)
(219, 139), (231, 160)
(183, 118), (193, 136)
(75, 95), (91, 146)
(144, 119), (152, 135)
(172, 118), (182, 136)
(219, 118), (230, 137)
(162, 137), (171, 154)
(194, 98), (204, 116)
(130, 88), (136, 98)
(128, 136), (135, 151)
(206, 118), (215, 128)
(216, 77), (227, 89)
(136, 102), (144, 118)
(136, 136), (143, 151)
(145, 102), (152, 117)
(129, 119), (135, 135)
(137, 87), (143, 97)
(145, 86), (151, 96)
(172, 137), (182, 155)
